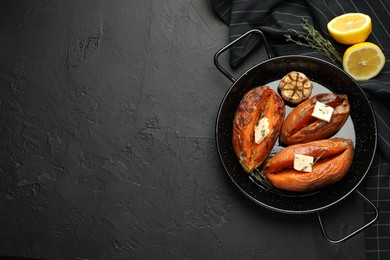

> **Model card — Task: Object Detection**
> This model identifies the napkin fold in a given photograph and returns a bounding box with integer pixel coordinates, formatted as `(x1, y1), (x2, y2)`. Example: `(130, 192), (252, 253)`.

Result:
(212, 0), (390, 258)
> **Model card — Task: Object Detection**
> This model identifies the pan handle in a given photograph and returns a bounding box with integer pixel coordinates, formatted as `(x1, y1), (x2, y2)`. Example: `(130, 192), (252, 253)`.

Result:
(317, 189), (378, 244)
(213, 28), (273, 83)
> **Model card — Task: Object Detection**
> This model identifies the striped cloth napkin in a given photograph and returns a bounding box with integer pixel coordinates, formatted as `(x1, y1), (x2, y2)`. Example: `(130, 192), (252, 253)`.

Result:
(211, 0), (390, 258)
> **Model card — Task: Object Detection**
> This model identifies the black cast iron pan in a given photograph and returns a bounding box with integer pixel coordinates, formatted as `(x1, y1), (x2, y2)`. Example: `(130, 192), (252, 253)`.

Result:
(214, 29), (378, 243)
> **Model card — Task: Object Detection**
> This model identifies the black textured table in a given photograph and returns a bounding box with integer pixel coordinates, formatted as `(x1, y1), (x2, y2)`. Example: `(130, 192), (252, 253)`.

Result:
(0, 1), (367, 259)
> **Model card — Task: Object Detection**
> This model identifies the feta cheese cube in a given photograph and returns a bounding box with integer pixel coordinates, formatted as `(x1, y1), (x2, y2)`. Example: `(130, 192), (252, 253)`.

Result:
(254, 117), (270, 144)
(311, 101), (334, 122)
(294, 154), (314, 172)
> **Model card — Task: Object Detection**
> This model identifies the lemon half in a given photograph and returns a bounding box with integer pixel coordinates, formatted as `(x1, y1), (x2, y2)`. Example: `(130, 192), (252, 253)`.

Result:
(327, 13), (372, 45)
(342, 42), (385, 81)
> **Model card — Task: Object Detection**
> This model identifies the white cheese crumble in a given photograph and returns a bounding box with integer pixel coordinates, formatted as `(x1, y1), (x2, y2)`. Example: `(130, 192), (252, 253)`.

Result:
(254, 117), (270, 144)
(293, 154), (314, 172)
(311, 101), (334, 122)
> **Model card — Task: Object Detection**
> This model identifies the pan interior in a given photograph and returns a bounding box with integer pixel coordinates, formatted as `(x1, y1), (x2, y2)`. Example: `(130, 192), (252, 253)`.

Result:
(216, 56), (376, 214)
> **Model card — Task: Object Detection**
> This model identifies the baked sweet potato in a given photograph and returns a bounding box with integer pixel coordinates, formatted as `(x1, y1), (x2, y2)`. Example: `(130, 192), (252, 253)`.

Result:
(263, 138), (354, 192)
(280, 93), (350, 145)
(233, 86), (285, 171)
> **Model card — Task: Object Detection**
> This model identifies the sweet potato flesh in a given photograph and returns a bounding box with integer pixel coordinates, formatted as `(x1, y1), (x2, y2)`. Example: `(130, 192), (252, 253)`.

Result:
(263, 138), (354, 192)
(232, 86), (285, 171)
(280, 93), (350, 145)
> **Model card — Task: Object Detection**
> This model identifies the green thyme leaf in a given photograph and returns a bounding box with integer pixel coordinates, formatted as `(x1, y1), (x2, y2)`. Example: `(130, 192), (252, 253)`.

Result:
(285, 19), (342, 65)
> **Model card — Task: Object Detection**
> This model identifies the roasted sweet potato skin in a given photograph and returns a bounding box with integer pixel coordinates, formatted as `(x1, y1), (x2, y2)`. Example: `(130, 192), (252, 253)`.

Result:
(263, 138), (354, 192)
(233, 86), (285, 171)
(280, 93), (350, 145)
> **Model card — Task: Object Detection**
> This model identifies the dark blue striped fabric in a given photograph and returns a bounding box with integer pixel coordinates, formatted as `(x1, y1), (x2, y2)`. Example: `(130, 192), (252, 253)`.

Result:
(211, 0), (390, 259)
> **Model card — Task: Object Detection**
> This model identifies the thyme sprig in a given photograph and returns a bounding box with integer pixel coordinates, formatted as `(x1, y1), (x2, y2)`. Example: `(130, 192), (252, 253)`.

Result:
(312, 149), (328, 166)
(249, 168), (275, 191)
(285, 19), (342, 65)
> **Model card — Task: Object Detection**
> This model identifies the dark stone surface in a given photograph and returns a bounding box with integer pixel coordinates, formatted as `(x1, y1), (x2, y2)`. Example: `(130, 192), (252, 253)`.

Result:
(0, 1), (365, 259)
